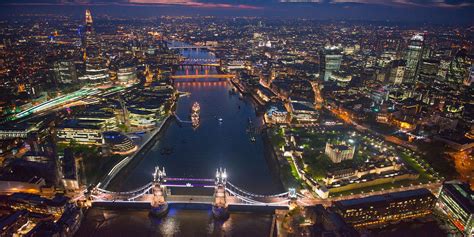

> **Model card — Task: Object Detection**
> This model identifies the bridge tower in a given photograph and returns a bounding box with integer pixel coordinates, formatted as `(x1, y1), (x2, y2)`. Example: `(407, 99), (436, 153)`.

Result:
(212, 168), (229, 220)
(288, 188), (298, 210)
(150, 166), (169, 217)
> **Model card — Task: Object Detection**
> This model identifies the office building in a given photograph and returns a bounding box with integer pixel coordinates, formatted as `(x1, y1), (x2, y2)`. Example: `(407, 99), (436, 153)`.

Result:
(404, 34), (424, 83)
(80, 9), (109, 83)
(56, 120), (103, 145)
(320, 46), (343, 81)
(334, 188), (436, 228)
(117, 66), (138, 86)
(102, 131), (137, 155)
(448, 50), (470, 87)
(52, 61), (78, 84)
(437, 181), (473, 236)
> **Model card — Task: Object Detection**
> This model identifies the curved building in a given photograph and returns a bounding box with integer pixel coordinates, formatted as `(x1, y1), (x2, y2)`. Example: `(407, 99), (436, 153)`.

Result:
(329, 71), (352, 85)
(102, 131), (137, 155)
(117, 66), (138, 86)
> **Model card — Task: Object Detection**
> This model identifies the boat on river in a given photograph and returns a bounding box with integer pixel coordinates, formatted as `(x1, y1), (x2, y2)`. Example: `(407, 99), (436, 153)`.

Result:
(191, 102), (200, 128)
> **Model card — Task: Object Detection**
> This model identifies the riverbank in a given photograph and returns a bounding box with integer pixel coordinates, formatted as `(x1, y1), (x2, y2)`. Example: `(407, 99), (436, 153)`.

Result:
(262, 127), (299, 191)
(100, 115), (172, 190)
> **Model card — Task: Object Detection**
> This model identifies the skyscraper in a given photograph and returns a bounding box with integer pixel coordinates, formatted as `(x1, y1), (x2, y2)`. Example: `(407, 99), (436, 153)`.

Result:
(404, 34), (424, 83)
(389, 59), (406, 85)
(448, 49), (470, 87)
(85, 9), (93, 31)
(52, 61), (78, 84)
(79, 9), (109, 83)
(319, 46), (342, 82)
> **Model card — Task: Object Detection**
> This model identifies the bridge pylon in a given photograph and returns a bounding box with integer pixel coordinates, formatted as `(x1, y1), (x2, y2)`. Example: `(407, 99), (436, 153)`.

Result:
(150, 166), (169, 217)
(288, 188), (298, 210)
(212, 168), (229, 220)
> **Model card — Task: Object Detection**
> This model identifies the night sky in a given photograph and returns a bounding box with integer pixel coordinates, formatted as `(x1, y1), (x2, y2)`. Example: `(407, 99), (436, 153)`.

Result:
(0, 0), (473, 23)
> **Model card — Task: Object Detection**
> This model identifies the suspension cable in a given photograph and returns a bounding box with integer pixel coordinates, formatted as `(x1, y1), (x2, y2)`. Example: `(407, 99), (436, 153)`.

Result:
(226, 182), (289, 198)
(96, 182), (153, 195)
(227, 189), (290, 206)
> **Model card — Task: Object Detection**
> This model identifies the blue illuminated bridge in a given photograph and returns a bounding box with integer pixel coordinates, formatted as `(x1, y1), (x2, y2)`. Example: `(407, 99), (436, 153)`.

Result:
(86, 167), (314, 212)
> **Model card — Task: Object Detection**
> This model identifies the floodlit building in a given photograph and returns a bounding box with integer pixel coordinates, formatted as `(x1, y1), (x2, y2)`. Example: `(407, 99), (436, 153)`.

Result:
(56, 120), (103, 145)
(102, 131), (137, 155)
(117, 66), (138, 86)
(334, 188), (436, 228)
(0, 193), (69, 218)
(325, 140), (355, 163)
(128, 108), (157, 130)
(264, 102), (289, 124)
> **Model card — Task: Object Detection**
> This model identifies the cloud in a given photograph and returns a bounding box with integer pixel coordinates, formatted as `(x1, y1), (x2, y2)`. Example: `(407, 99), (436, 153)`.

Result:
(128, 0), (263, 9)
(1, 0), (472, 8)
(328, 0), (474, 7)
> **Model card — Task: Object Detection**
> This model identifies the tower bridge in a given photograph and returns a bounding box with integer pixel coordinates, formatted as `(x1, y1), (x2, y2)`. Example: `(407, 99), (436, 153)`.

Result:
(86, 167), (310, 219)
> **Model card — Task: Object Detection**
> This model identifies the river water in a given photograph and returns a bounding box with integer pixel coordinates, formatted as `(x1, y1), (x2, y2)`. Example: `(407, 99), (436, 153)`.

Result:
(76, 47), (282, 236)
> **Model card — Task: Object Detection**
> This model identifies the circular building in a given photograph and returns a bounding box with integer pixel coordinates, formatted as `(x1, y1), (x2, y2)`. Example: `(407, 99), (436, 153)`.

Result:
(102, 131), (137, 155)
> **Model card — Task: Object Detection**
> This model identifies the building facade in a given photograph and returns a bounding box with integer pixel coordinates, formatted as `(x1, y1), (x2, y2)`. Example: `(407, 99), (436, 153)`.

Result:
(334, 189), (436, 228)
(437, 182), (473, 236)
(320, 46), (343, 82)
(325, 140), (355, 163)
(404, 34), (424, 83)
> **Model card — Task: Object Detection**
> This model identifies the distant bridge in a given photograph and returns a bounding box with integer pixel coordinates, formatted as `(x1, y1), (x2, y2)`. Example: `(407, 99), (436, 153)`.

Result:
(181, 58), (219, 66)
(171, 74), (235, 79)
(169, 45), (212, 50)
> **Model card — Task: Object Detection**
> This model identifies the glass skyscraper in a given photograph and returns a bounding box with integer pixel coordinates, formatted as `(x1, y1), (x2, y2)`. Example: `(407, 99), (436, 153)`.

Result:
(320, 46), (343, 82)
(404, 34), (424, 83)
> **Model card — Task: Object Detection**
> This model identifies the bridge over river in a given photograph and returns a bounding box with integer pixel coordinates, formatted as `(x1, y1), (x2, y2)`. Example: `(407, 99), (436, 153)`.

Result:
(83, 167), (320, 219)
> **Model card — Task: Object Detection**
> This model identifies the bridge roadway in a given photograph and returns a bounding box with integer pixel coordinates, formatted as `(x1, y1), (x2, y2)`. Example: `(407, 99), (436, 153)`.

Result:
(89, 182), (439, 208)
(92, 188), (327, 207)
(169, 46), (211, 49)
(180, 63), (220, 67)
(171, 74), (235, 79)
(93, 193), (290, 206)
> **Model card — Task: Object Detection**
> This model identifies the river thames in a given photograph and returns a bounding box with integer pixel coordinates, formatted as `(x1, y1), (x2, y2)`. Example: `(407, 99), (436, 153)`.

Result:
(76, 48), (283, 236)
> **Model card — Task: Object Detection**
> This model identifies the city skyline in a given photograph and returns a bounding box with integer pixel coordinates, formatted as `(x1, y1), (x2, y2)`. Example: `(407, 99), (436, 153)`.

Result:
(0, 5), (472, 237)
(1, 0), (474, 24)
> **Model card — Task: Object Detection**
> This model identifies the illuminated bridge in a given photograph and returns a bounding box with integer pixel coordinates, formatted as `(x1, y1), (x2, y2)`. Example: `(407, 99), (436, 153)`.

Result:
(87, 167), (312, 217)
(169, 45), (212, 50)
(181, 58), (220, 66)
(171, 74), (235, 80)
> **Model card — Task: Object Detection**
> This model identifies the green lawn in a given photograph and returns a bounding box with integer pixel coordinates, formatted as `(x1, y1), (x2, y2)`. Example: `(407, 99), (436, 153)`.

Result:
(269, 128), (286, 148)
(271, 126), (440, 197)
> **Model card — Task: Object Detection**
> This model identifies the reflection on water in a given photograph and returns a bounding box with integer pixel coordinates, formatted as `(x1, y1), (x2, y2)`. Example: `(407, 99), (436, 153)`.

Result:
(76, 207), (273, 237)
(77, 47), (279, 236)
(112, 78), (282, 194)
